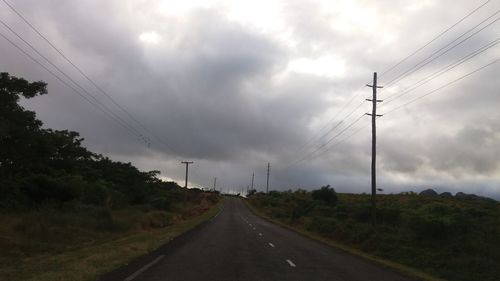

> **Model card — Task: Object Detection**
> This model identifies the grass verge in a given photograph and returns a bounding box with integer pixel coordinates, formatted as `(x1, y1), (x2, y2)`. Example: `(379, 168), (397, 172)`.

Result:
(0, 198), (223, 281)
(244, 199), (444, 281)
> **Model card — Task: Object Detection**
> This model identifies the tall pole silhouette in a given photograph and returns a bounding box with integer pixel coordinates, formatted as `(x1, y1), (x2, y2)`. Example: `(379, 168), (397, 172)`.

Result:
(181, 161), (194, 188)
(366, 72), (383, 226)
(266, 163), (270, 193)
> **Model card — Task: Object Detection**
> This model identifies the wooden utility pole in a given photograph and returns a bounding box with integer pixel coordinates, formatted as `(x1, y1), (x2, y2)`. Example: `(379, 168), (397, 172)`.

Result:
(213, 177), (217, 191)
(181, 161), (194, 188)
(366, 72), (383, 226)
(266, 163), (270, 193)
(251, 172), (254, 190)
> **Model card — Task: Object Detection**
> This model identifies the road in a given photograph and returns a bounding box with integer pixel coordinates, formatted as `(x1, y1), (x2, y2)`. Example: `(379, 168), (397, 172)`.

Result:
(101, 197), (415, 281)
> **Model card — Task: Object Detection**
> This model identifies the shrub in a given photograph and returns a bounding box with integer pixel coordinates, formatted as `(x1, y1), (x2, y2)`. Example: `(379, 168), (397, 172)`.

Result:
(149, 197), (172, 210)
(312, 185), (338, 204)
(81, 182), (108, 205)
(378, 206), (401, 225)
(20, 174), (80, 205)
(307, 217), (337, 234)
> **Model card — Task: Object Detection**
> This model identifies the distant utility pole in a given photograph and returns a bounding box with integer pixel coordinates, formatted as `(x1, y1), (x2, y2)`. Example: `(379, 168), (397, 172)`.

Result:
(213, 177), (217, 191)
(266, 163), (270, 193)
(251, 172), (254, 190)
(366, 72), (383, 226)
(181, 161), (194, 188)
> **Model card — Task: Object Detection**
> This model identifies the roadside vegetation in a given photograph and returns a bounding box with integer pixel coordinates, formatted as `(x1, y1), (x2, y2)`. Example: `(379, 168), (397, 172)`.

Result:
(247, 187), (500, 281)
(0, 72), (221, 281)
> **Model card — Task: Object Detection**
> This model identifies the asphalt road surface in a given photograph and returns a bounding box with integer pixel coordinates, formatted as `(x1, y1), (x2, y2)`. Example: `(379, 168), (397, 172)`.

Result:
(101, 197), (416, 281)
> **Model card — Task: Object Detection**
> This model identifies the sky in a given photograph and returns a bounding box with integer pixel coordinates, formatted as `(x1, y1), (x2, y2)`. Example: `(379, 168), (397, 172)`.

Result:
(1, 0), (499, 198)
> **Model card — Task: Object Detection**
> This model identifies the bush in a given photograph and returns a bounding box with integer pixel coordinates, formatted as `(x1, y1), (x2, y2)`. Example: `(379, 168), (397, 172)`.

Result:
(307, 217), (337, 234)
(149, 197), (172, 210)
(312, 185), (338, 204)
(139, 211), (171, 229)
(20, 174), (80, 205)
(81, 182), (108, 206)
(378, 206), (401, 225)
(407, 203), (471, 244)
(290, 199), (316, 221)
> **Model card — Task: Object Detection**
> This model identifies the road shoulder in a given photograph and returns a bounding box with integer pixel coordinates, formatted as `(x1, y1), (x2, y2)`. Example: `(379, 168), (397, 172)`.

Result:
(97, 199), (224, 281)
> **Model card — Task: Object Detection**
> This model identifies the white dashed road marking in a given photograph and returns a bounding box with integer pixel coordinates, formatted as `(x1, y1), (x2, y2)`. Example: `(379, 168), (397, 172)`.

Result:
(258, 233), (263, 236)
(123, 255), (165, 281)
(268, 242), (275, 248)
(286, 259), (296, 267)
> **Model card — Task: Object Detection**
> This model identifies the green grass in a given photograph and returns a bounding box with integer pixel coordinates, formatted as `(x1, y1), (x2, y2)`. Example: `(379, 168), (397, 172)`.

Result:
(0, 196), (223, 281)
(247, 191), (500, 281)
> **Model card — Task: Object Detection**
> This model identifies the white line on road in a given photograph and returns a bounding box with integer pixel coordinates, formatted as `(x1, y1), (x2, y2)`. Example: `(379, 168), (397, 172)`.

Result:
(268, 242), (275, 248)
(210, 207), (224, 221)
(258, 233), (263, 236)
(124, 255), (165, 281)
(286, 259), (296, 267)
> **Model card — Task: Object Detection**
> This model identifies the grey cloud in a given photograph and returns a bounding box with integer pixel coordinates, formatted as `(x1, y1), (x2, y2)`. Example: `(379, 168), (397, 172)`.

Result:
(2, 0), (500, 199)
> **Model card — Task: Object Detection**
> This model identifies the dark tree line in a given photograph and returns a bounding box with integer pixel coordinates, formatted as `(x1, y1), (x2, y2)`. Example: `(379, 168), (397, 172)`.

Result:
(0, 72), (183, 209)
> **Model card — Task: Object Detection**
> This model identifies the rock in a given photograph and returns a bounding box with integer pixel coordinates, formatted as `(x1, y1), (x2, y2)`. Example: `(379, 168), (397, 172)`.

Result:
(419, 189), (438, 196)
(454, 192), (497, 202)
(440, 192), (453, 198)
(455, 192), (482, 200)
(455, 192), (468, 198)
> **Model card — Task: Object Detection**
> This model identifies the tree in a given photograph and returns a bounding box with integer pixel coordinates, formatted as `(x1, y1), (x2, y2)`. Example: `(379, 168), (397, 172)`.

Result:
(0, 72), (93, 178)
(312, 185), (338, 204)
(0, 72), (47, 178)
(0, 72), (194, 209)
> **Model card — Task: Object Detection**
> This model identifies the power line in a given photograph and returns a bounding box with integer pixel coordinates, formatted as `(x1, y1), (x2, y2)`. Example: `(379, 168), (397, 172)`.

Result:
(0, 30), (144, 140)
(323, 120), (371, 153)
(1, 0), (204, 188)
(289, 100), (367, 165)
(292, 97), (367, 157)
(1, 9), (201, 186)
(283, 2), (495, 171)
(378, 0), (492, 79)
(1, 0), (186, 157)
(292, 113), (366, 166)
(381, 38), (500, 107)
(280, 1), (497, 191)
(283, 59), (498, 179)
(381, 10), (500, 90)
(320, 60), (498, 167)
(383, 59), (499, 116)
(0, 19), (148, 142)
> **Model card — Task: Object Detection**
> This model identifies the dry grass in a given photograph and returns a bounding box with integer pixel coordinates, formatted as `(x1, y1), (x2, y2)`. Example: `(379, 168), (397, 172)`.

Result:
(0, 198), (223, 281)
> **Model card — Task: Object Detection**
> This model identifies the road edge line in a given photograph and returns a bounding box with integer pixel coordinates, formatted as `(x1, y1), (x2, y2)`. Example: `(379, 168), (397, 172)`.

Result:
(123, 255), (164, 281)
